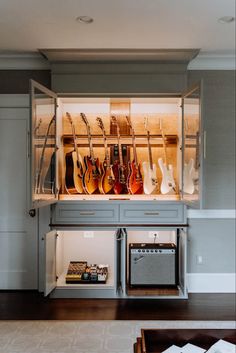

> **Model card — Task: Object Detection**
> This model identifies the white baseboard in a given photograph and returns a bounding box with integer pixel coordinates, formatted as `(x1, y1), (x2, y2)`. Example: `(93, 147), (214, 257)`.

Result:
(187, 273), (236, 293)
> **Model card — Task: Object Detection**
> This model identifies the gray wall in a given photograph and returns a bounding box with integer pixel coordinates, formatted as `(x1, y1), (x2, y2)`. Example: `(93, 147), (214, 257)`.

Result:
(187, 218), (235, 273)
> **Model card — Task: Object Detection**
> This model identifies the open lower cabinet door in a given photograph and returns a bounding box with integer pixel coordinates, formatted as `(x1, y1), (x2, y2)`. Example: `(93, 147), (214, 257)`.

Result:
(44, 230), (57, 296)
(30, 79), (58, 209)
(181, 82), (203, 208)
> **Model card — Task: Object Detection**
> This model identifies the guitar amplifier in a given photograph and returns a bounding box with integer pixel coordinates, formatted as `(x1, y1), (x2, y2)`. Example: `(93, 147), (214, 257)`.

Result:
(129, 243), (177, 287)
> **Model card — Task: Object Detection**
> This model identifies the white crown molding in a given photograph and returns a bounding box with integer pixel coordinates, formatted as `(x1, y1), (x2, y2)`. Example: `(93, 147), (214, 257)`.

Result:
(0, 51), (235, 70)
(0, 52), (50, 70)
(188, 52), (236, 70)
(187, 209), (236, 219)
(187, 273), (236, 293)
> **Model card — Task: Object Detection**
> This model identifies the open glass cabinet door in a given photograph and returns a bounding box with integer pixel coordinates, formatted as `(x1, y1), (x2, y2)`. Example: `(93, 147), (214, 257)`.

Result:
(30, 80), (58, 209)
(182, 82), (202, 208)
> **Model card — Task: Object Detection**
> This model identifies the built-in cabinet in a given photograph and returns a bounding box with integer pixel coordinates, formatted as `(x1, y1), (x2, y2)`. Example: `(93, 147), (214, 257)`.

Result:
(30, 78), (202, 299)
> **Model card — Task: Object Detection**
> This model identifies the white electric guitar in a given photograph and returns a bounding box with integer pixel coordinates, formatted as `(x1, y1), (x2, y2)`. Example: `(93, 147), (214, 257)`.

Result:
(183, 158), (195, 194)
(158, 122), (176, 194)
(142, 118), (159, 194)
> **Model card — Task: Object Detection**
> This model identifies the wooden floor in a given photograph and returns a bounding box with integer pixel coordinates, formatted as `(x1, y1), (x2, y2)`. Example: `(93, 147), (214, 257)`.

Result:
(0, 291), (235, 320)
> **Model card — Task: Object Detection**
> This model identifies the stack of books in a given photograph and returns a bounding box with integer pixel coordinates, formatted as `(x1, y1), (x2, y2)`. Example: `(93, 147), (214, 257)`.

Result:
(163, 339), (235, 352)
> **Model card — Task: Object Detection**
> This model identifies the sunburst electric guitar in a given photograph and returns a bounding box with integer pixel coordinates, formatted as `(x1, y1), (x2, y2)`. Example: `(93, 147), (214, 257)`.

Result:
(142, 118), (159, 195)
(158, 124), (176, 194)
(64, 112), (84, 194)
(126, 116), (143, 194)
(96, 117), (115, 194)
(80, 113), (100, 194)
(111, 116), (128, 194)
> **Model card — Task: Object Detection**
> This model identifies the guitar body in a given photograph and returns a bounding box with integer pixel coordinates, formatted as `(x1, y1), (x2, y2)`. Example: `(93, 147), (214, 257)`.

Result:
(183, 158), (195, 194)
(112, 162), (128, 194)
(127, 161), (143, 194)
(142, 162), (158, 195)
(98, 162), (115, 194)
(65, 151), (84, 194)
(83, 156), (100, 194)
(158, 158), (176, 195)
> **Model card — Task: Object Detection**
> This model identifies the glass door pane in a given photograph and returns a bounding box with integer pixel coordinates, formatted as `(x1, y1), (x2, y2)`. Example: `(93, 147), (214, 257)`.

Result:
(182, 83), (202, 206)
(30, 80), (58, 208)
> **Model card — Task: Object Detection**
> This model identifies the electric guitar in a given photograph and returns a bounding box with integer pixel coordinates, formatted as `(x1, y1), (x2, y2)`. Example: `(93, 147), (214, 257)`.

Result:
(142, 117), (159, 195)
(35, 115), (56, 194)
(111, 116), (128, 194)
(64, 112), (84, 194)
(158, 121), (176, 194)
(183, 127), (199, 194)
(96, 117), (115, 194)
(80, 113), (100, 194)
(126, 116), (143, 194)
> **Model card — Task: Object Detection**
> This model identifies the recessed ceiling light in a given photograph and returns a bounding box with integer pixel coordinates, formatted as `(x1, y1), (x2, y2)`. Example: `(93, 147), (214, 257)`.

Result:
(218, 16), (235, 24)
(76, 16), (94, 24)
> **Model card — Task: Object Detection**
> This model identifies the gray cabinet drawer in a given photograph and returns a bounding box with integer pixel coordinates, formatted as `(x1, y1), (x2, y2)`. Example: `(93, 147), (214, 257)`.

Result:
(53, 202), (119, 224)
(120, 203), (185, 224)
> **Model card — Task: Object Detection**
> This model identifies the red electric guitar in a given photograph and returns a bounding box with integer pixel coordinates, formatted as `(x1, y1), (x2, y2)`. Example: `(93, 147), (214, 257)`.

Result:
(80, 113), (100, 194)
(126, 116), (143, 194)
(111, 116), (128, 194)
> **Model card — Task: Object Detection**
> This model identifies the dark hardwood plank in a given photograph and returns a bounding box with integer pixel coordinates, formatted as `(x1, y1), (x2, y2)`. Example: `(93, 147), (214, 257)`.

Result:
(0, 291), (235, 320)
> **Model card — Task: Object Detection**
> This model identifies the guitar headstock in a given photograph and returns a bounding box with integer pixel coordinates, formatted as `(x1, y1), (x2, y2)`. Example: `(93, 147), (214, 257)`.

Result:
(125, 115), (132, 129)
(80, 112), (88, 125)
(80, 113), (91, 136)
(111, 115), (120, 136)
(96, 117), (105, 131)
(66, 112), (73, 125)
(144, 117), (149, 132)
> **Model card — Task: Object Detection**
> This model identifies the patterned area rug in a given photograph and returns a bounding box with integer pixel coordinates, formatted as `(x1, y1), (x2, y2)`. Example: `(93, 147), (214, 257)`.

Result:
(0, 321), (235, 353)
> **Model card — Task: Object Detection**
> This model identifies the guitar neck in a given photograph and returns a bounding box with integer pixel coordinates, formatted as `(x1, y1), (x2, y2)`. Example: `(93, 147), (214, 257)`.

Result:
(161, 130), (168, 165)
(118, 134), (124, 167)
(132, 131), (138, 167)
(147, 131), (153, 170)
(103, 135), (110, 167)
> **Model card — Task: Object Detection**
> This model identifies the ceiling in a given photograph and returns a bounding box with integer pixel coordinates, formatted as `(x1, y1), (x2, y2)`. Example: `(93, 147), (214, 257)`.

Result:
(0, 0), (235, 56)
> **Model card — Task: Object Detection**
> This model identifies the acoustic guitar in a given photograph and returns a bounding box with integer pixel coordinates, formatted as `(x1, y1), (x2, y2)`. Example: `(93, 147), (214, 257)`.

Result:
(142, 117), (159, 195)
(126, 116), (143, 194)
(64, 112), (84, 194)
(96, 117), (115, 194)
(158, 120), (176, 194)
(80, 113), (100, 194)
(111, 116), (128, 194)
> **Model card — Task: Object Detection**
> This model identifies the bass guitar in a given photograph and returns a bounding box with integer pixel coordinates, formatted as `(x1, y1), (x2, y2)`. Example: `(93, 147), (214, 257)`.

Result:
(65, 112), (84, 194)
(158, 121), (176, 194)
(35, 115), (56, 194)
(96, 117), (115, 194)
(80, 113), (100, 194)
(142, 117), (158, 195)
(111, 116), (128, 194)
(126, 116), (143, 194)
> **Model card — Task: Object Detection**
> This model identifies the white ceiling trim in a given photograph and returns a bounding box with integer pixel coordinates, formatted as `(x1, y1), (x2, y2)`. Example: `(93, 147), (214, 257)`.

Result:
(0, 52), (235, 70)
(188, 52), (236, 70)
(0, 53), (50, 70)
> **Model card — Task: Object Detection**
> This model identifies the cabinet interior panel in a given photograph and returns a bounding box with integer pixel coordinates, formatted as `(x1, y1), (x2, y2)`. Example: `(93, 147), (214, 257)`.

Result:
(56, 230), (116, 288)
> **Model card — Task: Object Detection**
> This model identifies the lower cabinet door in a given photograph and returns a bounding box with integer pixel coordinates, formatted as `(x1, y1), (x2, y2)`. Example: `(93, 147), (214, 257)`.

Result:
(44, 230), (57, 296)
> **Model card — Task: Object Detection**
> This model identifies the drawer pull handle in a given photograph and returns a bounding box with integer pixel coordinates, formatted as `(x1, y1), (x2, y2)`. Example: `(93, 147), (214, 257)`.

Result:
(79, 212), (95, 216)
(144, 212), (160, 216)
